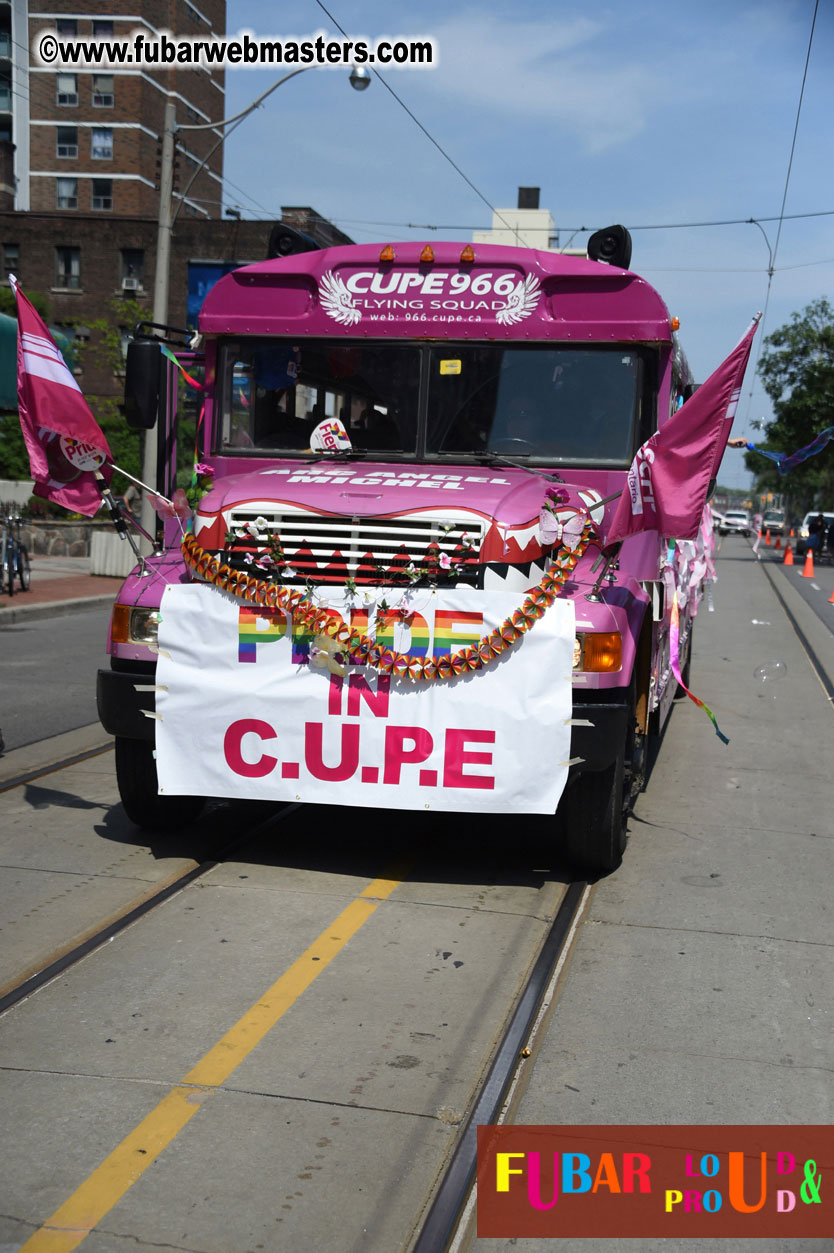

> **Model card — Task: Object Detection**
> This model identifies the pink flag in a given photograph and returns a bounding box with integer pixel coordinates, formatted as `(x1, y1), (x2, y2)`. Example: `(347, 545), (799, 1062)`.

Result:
(607, 315), (761, 544)
(13, 277), (112, 516)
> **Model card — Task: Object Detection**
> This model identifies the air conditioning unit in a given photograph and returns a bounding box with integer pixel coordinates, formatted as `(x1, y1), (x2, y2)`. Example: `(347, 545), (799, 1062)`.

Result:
(122, 277), (139, 292)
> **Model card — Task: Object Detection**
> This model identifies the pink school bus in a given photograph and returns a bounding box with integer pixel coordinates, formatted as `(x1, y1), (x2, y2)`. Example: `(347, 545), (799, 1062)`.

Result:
(98, 229), (706, 874)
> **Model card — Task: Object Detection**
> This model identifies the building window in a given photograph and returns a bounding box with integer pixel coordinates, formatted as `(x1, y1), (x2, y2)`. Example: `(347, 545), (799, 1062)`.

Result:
(91, 127), (113, 160)
(120, 249), (145, 290)
(55, 246), (81, 289)
(92, 74), (114, 107)
(3, 242), (19, 276)
(56, 126), (78, 158)
(56, 19), (77, 37)
(56, 177), (78, 210)
(91, 178), (113, 210)
(57, 73), (78, 106)
(0, 81), (10, 111)
(92, 20), (113, 37)
(0, 26), (11, 58)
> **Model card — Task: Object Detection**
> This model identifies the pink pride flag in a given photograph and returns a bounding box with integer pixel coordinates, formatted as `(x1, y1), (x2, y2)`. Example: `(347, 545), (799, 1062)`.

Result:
(13, 276), (112, 516)
(607, 314), (761, 544)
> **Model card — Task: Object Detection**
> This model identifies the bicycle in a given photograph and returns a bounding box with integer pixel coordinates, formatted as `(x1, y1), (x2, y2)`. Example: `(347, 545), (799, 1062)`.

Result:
(1, 509), (30, 596)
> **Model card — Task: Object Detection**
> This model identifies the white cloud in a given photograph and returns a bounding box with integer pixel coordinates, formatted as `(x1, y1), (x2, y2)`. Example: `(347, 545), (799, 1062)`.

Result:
(422, 12), (658, 151)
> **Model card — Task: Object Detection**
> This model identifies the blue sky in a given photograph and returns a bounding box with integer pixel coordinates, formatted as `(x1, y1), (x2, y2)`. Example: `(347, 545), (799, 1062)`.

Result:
(220, 1), (833, 492)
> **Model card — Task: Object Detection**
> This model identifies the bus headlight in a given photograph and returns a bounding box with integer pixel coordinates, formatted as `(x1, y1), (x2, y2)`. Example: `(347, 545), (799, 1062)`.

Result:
(111, 604), (160, 646)
(575, 632), (622, 672)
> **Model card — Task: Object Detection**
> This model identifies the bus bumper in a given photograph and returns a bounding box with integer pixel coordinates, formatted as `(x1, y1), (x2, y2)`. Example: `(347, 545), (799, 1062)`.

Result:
(99, 665), (632, 772)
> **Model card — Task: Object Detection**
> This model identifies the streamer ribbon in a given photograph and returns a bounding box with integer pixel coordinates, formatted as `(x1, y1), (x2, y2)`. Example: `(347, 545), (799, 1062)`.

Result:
(669, 585), (729, 744)
(160, 344), (205, 391)
(746, 425), (834, 474)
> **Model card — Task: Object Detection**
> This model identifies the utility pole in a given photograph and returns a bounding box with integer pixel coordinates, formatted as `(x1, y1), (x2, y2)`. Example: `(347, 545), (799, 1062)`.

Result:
(139, 97), (177, 544)
(138, 68), (371, 545)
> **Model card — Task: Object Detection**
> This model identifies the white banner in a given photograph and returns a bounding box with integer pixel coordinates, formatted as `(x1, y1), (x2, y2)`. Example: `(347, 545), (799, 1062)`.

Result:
(155, 584), (575, 814)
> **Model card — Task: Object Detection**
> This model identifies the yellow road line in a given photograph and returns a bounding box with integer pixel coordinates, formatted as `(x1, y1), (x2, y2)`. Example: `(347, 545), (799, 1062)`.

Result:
(22, 857), (413, 1253)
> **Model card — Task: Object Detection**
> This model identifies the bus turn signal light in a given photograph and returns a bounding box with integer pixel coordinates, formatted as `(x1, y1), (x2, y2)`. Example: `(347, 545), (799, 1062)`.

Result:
(577, 632), (622, 672)
(110, 604), (160, 646)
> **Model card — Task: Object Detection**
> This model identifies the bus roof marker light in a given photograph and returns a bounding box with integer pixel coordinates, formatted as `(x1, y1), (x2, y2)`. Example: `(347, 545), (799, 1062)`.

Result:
(671, 317), (680, 331)
(460, 245), (475, 263)
(379, 245), (395, 262)
(420, 245), (435, 263)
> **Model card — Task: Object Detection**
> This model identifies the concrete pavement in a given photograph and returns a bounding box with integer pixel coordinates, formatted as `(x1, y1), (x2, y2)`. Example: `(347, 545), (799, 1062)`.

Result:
(472, 535), (834, 1249)
(0, 555), (124, 627)
(1, 542), (832, 1249)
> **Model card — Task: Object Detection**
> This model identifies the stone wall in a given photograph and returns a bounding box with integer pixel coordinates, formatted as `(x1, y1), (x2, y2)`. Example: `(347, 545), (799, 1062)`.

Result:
(22, 519), (113, 557)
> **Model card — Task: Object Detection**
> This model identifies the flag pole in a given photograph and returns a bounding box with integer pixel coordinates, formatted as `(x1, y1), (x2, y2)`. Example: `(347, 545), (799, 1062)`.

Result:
(94, 471), (146, 563)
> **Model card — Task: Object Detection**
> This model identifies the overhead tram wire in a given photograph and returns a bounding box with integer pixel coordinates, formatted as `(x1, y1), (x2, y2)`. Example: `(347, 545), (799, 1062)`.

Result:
(312, 0), (526, 247)
(741, 0), (820, 426)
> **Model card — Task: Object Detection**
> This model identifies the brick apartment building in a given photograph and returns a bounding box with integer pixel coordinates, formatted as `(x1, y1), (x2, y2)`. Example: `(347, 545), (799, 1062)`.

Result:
(0, 207), (353, 395)
(14, 0), (226, 219)
(0, 3), (351, 400)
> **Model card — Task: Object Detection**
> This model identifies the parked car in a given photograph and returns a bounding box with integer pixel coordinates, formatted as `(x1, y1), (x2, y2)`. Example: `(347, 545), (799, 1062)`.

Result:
(795, 511), (834, 557)
(718, 509), (752, 537)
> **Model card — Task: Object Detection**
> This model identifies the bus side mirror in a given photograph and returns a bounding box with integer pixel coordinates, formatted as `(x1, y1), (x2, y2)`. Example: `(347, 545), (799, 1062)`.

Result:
(124, 340), (161, 430)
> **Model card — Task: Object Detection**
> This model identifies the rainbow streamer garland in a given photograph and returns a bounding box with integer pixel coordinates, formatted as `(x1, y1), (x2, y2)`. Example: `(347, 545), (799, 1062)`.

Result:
(160, 344), (205, 392)
(669, 591), (729, 744)
(180, 527), (596, 681)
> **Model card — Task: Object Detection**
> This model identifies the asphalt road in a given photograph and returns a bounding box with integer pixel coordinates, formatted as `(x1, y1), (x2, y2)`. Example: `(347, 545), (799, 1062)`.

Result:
(0, 606), (111, 753)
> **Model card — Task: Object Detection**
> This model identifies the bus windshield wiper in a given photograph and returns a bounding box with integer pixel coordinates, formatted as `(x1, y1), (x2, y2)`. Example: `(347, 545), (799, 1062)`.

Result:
(468, 452), (564, 483)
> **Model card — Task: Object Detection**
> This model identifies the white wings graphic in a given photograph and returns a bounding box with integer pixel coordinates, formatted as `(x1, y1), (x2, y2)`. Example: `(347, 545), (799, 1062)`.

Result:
(319, 270), (362, 326)
(495, 274), (541, 326)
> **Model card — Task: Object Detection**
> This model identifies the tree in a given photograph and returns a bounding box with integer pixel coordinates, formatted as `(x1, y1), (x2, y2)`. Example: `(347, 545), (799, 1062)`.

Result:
(0, 286), (50, 320)
(749, 298), (834, 512)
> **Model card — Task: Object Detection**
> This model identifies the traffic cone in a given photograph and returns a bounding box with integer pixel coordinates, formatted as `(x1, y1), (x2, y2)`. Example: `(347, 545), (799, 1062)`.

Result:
(802, 549), (814, 578)
(784, 544), (794, 566)
(765, 530), (771, 546)
(829, 585), (834, 603)
(775, 536), (782, 549)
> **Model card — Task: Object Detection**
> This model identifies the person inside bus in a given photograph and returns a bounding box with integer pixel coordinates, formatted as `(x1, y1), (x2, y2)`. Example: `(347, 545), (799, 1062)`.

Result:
(355, 403), (399, 450)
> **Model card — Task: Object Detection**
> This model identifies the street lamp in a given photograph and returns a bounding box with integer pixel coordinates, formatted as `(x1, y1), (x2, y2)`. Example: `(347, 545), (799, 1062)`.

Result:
(141, 66), (369, 539)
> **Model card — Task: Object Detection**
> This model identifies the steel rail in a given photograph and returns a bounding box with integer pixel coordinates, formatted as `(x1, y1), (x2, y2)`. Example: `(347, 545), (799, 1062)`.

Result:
(759, 558), (834, 703)
(0, 799), (296, 1016)
(411, 878), (590, 1253)
(0, 742), (115, 795)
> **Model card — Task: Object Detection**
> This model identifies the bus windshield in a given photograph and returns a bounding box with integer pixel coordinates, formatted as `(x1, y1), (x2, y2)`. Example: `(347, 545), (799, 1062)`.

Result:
(217, 338), (650, 465)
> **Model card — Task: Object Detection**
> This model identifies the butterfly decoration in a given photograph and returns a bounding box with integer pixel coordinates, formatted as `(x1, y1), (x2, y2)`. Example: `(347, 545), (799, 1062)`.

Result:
(311, 634), (347, 677)
(148, 487), (191, 520)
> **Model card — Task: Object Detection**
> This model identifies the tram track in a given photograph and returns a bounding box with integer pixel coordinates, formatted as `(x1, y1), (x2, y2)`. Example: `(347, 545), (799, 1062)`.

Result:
(0, 741), (297, 1014)
(759, 557), (834, 702)
(1, 735), (594, 1252)
(412, 877), (591, 1252)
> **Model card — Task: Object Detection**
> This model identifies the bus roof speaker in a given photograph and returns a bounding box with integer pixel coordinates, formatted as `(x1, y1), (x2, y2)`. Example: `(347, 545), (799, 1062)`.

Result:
(267, 223), (322, 260)
(587, 225), (632, 270)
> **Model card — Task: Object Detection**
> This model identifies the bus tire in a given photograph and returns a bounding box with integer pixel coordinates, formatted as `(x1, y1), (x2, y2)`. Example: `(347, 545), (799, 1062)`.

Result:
(562, 749), (627, 876)
(115, 737), (205, 830)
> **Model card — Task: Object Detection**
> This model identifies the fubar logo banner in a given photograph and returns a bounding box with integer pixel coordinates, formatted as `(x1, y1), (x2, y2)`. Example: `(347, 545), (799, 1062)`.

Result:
(477, 1126), (830, 1239)
(155, 584), (575, 813)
